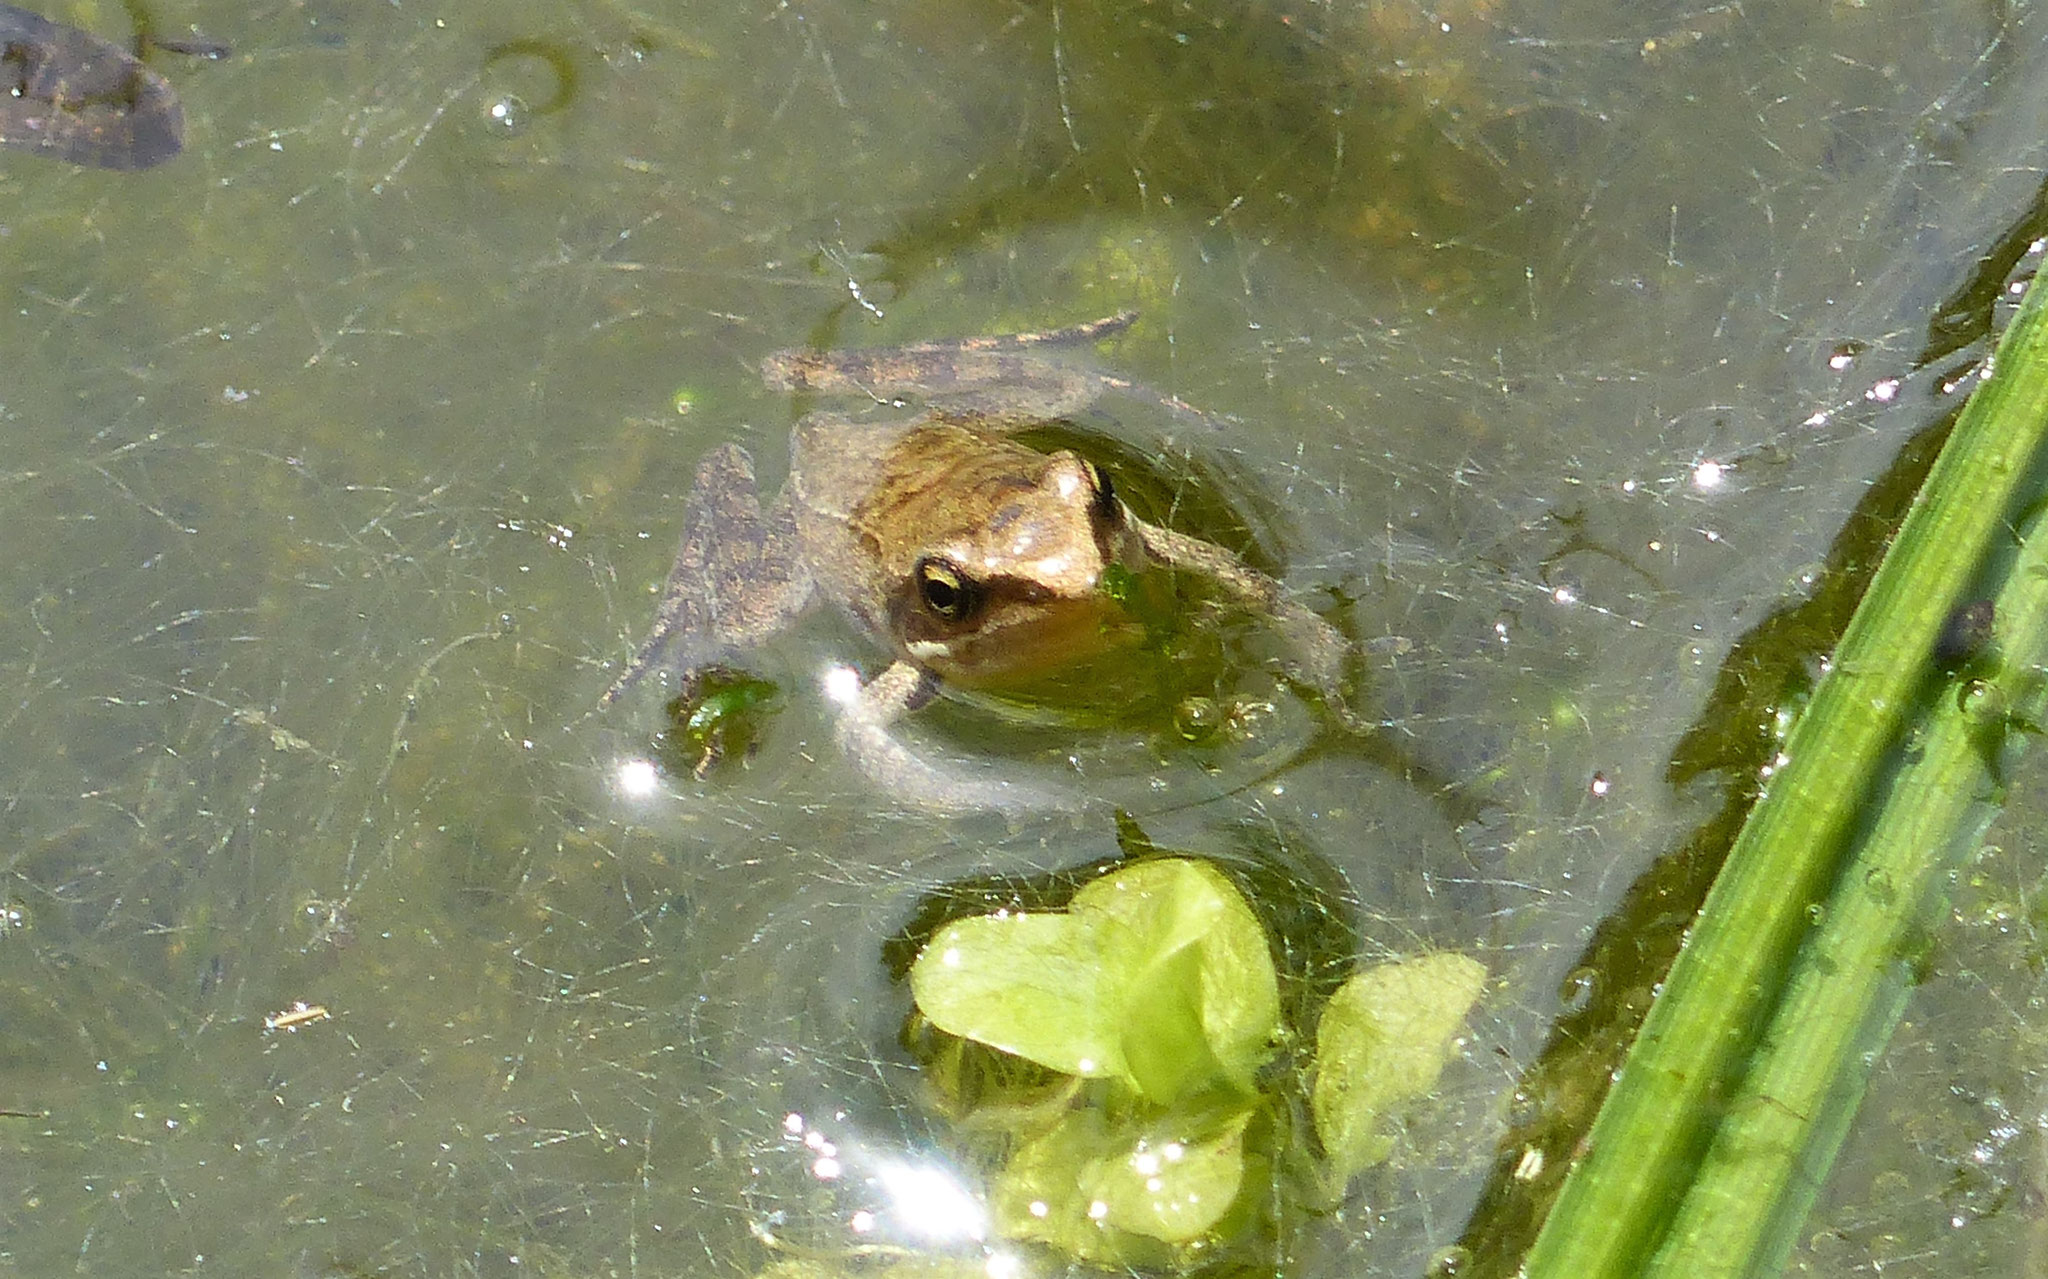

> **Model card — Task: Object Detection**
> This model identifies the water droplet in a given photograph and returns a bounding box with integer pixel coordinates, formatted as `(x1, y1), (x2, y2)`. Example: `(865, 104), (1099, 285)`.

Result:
(482, 93), (530, 137)
(1175, 696), (1222, 743)
(1557, 965), (1599, 1014)
(1958, 679), (2007, 726)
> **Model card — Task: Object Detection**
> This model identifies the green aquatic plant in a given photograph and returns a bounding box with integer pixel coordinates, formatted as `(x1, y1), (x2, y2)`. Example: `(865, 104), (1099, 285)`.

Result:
(658, 666), (782, 778)
(905, 856), (1485, 1271)
(913, 859), (1280, 1105)
(1527, 252), (2048, 1277)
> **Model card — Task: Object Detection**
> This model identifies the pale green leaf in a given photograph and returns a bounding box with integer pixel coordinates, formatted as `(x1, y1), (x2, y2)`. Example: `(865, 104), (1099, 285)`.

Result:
(1086, 1105), (1254, 1245)
(910, 859), (1283, 1104)
(910, 912), (1131, 1083)
(993, 1106), (1171, 1268)
(1115, 932), (1219, 1105)
(1072, 858), (1282, 1100)
(1311, 953), (1486, 1184)
(992, 1100), (1254, 1262)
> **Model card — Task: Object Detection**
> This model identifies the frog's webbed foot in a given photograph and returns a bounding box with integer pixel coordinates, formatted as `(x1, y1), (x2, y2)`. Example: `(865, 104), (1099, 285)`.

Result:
(603, 444), (814, 704)
(1129, 518), (1368, 733)
(827, 661), (1085, 816)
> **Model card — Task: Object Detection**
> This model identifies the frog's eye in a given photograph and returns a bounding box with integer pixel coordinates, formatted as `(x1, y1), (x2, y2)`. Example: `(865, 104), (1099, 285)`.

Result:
(913, 557), (980, 621)
(1084, 460), (1119, 521)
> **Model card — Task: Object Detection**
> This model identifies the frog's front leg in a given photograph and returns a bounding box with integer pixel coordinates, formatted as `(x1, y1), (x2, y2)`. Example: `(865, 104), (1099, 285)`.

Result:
(826, 660), (1080, 815)
(1128, 517), (1367, 732)
(603, 443), (815, 703)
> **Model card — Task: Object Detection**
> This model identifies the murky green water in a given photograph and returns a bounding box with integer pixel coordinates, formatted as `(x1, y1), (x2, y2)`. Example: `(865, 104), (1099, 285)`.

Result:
(3, 0), (2046, 1274)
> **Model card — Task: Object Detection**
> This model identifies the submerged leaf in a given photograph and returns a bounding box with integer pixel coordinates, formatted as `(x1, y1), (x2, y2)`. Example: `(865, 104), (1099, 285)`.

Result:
(1091, 1106), (1255, 1245)
(993, 1101), (1254, 1261)
(1311, 953), (1486, 1184)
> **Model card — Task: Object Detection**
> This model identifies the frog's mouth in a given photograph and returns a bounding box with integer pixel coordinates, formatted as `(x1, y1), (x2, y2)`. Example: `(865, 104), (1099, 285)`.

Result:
(906, 592), (1140, 688)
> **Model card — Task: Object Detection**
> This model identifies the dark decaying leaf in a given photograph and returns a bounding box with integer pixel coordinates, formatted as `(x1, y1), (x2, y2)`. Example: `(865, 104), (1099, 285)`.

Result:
(0, 3), (182, 170)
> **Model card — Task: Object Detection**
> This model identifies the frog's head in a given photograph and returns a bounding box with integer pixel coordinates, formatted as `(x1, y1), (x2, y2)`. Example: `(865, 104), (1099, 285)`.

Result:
(888, 449), (1138, 684)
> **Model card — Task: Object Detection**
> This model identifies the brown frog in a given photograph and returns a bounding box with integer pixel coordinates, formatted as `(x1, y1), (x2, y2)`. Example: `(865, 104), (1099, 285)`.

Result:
(606, 312), (1356, 810)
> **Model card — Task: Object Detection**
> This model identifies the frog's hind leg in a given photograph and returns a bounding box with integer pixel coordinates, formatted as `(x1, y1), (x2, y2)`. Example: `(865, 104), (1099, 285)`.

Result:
(1128, 516), (1367, 732)
(761, 312), (1137, 396)
(928, 360), (1239, 435)
(602, 444), (814, 704)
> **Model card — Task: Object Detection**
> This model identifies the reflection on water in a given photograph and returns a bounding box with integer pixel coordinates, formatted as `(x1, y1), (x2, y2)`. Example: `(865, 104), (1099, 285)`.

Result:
(1, 0), (2045, 1273)
(766, 1110), (993, 1252)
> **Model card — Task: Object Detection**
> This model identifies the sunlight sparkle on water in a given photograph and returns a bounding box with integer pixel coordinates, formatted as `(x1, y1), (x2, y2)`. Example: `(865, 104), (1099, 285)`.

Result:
(616, 757), (659, 797)
(874, 1159), (988, 1243)
(823, 664), (862, 706)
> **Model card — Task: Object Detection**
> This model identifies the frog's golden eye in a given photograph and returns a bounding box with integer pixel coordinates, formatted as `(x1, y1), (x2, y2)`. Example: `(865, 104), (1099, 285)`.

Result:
(913, 557), (980, 621)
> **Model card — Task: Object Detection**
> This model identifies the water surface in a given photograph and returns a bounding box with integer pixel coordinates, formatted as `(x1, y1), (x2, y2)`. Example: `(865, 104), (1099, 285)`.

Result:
(1, 0), (2043, 1274)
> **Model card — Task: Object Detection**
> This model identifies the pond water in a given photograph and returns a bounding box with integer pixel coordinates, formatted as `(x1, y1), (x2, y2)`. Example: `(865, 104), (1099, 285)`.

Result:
(2, 0), (2045, 1274)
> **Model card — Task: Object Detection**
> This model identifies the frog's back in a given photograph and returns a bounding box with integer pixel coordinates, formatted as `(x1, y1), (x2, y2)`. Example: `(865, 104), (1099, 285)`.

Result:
(789, 414), (917, 521)
(785, 413), (911, 639)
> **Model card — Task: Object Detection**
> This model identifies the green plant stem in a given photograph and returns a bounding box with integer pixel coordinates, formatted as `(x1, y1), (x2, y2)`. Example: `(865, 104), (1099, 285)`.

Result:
(1524, 270), (2048, 1277)
(1648, 498), (2048, 1276)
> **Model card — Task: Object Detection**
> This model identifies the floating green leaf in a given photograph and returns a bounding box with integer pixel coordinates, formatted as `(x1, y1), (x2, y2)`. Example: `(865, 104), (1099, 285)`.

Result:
(1071, 858), (1282, 1101)
(907, 852), (1486, 1273)
(910, 858), (1281, 1105)
(1311, 953), (1487, 1184)
(1090, 1106), (1255, 1245)
(911, 911), (1132, 1084)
